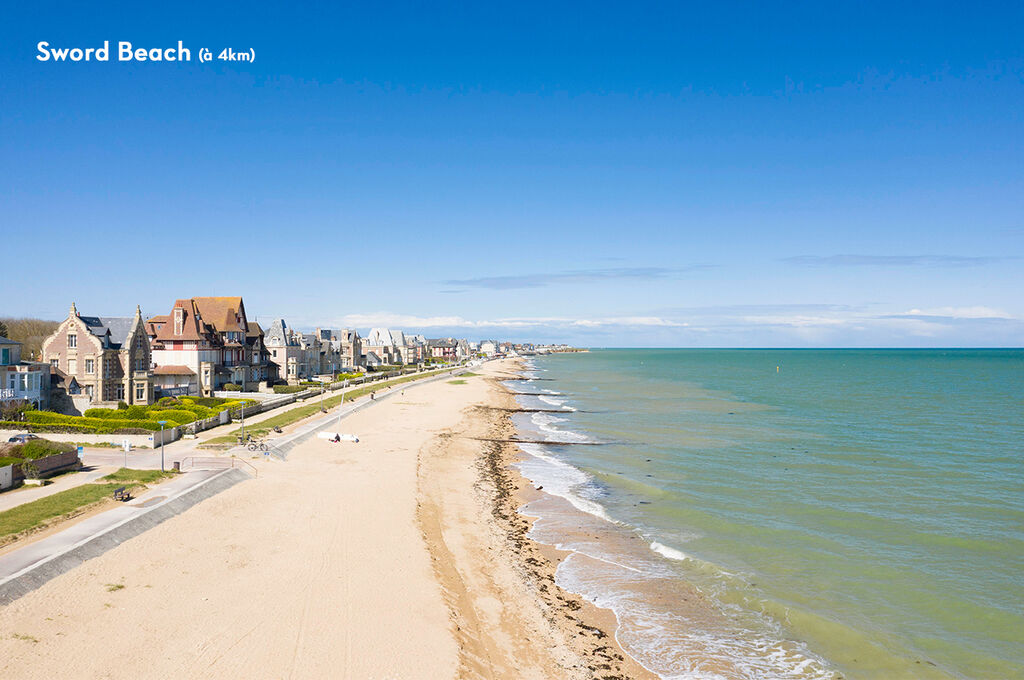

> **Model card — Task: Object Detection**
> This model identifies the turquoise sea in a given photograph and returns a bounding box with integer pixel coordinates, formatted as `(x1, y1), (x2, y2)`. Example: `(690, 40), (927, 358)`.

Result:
(507, 349), (1023, 679)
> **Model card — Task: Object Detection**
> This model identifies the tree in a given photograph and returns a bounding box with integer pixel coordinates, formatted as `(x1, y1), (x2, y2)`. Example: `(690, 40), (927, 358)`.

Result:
(0, 320), (7, 338)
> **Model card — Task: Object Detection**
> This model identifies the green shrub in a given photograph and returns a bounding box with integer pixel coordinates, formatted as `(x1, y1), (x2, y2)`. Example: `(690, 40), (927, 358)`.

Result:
(158, 396), (181, 407)
(25, 411), (162, 432)
(146, 409), (196, 425)
(83, 408), (122, 419)
(10, 439), (75, 460)
(223, 383), (242, 391)
(273, 385), (307, 394)
(0, 421), (96, 434)
(125, 405), (148, 419)
(117, 401), (128, 410)
(188, 397), (225, 407)
(0, 457), (23, 467)
(179, 404), (214, 419)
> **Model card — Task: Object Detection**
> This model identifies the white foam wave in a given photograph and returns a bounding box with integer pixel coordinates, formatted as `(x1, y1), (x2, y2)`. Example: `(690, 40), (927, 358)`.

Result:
(530, 412), (590, 443)
(516, 443), (614, 523)
(650, 541), (690, 561)
(537, 395), (576, 411)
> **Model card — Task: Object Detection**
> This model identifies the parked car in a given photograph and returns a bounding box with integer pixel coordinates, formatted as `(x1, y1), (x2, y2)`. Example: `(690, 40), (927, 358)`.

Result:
(7, 433), (39, 443)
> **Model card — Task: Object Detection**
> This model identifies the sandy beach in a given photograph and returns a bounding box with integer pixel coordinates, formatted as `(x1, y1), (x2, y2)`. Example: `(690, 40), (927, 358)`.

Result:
(0, 359), (651, 679)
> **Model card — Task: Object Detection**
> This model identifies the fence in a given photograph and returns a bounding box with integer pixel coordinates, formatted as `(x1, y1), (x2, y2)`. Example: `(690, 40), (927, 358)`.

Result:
(0, 450), (82, 489)
(0, 428), (180, 449)
(179, 455), (257, 478)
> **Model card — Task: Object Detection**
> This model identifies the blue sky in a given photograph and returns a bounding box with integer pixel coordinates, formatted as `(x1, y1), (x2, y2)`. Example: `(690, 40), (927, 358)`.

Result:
(2, 2), (1022, 346)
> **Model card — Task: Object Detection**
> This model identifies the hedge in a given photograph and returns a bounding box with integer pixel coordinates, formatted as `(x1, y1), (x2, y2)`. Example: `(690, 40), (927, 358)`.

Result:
(25, 411), (162, 432)
(273, 385), (308, 394)
(10, 439), (75, 460)
(178, 404), (215, 419)
(83, 408), (128, 419)
(145, 409), (196, 425)
(0, 457), (22, 468)
(0, 420), (151, 435)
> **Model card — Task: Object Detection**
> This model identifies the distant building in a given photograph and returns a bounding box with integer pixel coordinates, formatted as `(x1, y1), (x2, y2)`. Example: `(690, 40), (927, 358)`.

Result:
(337, 329), (362, 369)
(264, 319), (307, 384)
(427, 338), (458, 361)
(364, 328), (399, 365)
(41, 302), (153, 405)
(479, 340), (498, 356)
(1, 336), (50, 409)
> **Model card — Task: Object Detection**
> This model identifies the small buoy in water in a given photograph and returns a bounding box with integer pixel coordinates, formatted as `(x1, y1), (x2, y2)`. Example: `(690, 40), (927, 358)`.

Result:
(776, 366), (780, 373)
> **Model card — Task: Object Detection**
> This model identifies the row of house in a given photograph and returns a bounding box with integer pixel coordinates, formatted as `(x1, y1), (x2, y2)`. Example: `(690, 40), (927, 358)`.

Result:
(3, 297), (494, 413)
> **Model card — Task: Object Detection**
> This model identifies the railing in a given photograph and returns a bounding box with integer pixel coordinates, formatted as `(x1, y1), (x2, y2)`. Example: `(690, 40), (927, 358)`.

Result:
(179, 455), (257, 478)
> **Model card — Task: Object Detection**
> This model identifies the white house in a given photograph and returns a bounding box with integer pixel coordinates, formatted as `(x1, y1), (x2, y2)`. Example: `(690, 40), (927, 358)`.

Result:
(1, 337), (49, 409)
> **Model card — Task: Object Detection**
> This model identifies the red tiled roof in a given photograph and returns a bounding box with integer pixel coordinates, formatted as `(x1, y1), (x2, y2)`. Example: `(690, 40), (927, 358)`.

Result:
(153, 365), (195, 376)
(151, 300), (212, 342)
(192, 297), (246, 333)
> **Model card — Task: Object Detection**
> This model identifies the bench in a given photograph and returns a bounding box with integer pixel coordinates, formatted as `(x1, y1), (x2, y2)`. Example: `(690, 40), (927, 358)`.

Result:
(113, 487), (131, 502)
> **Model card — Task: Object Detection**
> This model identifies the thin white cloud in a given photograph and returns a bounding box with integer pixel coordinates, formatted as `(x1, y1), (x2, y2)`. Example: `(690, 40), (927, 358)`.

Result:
(897, 306), (1013, 319)
(326, 312), (685, 330)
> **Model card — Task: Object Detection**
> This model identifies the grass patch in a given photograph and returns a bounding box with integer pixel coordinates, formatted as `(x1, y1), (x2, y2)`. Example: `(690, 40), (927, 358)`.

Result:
(0, 483), (123, 541)
(101, 468), (175, 484)
(105, 583), (125, 592)
(201, 368), (462, 446)
(447, 379), (467, 385)
(10, 633), (39, 643)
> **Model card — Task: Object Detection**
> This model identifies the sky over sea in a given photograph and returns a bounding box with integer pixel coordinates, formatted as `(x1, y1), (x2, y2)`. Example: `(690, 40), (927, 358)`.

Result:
(1, 2), (1022, 346)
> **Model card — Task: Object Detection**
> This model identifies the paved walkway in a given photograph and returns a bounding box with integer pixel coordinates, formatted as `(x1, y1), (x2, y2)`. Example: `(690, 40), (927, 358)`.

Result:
(0, 469), (226, 586)
(0, 465), (118, 513)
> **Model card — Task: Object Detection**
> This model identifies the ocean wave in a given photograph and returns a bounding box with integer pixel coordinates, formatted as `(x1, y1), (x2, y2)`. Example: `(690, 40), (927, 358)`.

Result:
(530, 412), (591, 443)
(650, 541), (690, 561)
(556, 553), (839, 680)
(515, 443), (615, 523)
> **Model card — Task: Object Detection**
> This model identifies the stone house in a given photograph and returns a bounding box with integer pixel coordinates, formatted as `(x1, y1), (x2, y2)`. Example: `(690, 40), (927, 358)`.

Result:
(41, 303), (153, 406)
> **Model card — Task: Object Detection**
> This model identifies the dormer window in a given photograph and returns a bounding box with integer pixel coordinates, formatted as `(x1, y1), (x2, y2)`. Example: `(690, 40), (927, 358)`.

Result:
(174, 308), (184, 335)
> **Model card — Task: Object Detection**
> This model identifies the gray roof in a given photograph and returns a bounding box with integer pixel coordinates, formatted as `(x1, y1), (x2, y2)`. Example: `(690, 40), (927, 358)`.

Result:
(264, 319), (295, 346)
(99, 317), (136, 348)
(78, 315), (136, 349)
(0, 336), (20, 346)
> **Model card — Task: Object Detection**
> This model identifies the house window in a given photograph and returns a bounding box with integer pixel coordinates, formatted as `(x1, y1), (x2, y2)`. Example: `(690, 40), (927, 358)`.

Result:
(68, 334), (77, 349)
(135, 384), (145, 401)
(85, 358), (95, 374)
(1, 348), (9, 365)
(68, 358), (77, 374)
(84, 385), (93, 397)
(50, 358), (59, 368)
(136, 358), (145, 371)
(116, 385), (125, 400)
(272, 349), (277, 357)
(18, 374), (29, 391)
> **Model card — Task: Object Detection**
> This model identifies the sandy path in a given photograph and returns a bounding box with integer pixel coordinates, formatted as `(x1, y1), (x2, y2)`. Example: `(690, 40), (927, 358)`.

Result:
(0, 369), (478, 679)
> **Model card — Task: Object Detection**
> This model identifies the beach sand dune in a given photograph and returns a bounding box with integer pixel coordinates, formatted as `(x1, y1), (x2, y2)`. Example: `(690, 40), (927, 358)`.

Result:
(0, 361), (649, 679)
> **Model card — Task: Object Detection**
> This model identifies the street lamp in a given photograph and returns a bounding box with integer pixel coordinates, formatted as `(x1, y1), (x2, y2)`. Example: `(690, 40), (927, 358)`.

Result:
(158, 420), (168, 472)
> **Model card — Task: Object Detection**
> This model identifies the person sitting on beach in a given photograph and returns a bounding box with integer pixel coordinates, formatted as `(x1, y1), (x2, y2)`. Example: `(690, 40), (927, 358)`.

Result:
(331, 434), (341, 443)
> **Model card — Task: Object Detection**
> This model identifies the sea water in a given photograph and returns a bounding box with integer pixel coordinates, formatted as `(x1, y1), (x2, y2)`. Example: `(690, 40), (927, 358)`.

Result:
(508, 349), (1024, 679)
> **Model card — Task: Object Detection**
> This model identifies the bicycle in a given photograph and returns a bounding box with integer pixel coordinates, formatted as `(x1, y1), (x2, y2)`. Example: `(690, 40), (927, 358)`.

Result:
(247, 440), (269, 452)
